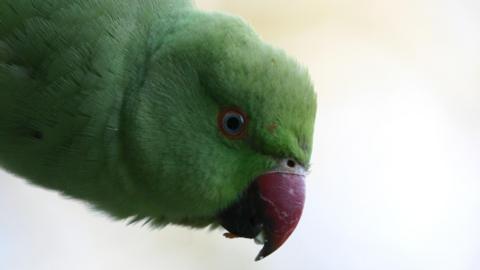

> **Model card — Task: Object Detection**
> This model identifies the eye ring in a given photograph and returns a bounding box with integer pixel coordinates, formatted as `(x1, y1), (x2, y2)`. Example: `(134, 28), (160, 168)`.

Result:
(217, 108), (248, 139)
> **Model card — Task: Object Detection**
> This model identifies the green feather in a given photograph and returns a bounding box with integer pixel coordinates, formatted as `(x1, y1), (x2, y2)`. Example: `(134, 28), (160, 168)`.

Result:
(0, 0), (316, 227)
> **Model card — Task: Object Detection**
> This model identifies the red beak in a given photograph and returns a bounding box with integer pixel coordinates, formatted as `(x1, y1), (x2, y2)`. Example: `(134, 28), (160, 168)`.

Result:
(254, 172), (305, 260)
(219, 171), (306, 261)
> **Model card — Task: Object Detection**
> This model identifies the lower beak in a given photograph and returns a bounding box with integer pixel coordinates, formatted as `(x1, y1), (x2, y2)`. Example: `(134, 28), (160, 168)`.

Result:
(218, 171), (306, 261)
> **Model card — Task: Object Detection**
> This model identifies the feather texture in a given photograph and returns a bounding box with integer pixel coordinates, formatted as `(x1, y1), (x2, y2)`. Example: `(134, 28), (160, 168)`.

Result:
(0, 0), (316, 227)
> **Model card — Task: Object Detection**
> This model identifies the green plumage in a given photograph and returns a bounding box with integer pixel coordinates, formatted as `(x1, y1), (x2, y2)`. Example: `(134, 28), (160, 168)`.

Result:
(0, 0), (316, 227)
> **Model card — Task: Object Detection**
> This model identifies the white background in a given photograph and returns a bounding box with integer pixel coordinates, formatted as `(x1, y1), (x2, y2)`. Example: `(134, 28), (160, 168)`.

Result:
(1, 0), (479, 269)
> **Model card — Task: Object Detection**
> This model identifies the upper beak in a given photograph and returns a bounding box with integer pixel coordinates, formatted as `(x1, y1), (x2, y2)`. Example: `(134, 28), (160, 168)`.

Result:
(218, 160), (306, 261)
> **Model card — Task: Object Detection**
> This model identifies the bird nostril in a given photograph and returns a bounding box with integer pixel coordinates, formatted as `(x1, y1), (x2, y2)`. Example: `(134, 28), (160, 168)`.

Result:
(286, 159), (296, 168)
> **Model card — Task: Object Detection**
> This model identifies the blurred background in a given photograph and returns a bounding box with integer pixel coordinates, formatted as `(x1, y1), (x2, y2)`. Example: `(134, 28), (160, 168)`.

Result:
(1, 0), (479, 269)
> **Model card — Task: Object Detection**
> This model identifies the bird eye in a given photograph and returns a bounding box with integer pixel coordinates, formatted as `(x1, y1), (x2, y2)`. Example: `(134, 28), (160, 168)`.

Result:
(218, 108), (248, 139)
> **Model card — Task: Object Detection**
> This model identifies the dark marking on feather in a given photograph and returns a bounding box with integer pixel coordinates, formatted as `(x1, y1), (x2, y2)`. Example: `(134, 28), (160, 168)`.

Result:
(32, 130), (43, 140)
(7, 3), (18, 14)
(44, 41), (55, 51)
(106, 30), (116, 39)
(72, 78), (82, 87)
(90, 67), (103, 78)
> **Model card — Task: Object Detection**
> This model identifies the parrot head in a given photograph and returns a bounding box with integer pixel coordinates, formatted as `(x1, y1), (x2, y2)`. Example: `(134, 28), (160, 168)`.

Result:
(125, 11), (316, 260)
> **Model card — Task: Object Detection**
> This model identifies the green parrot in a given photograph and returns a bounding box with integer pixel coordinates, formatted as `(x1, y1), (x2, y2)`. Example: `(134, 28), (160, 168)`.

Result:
(0, 0), (316, 260)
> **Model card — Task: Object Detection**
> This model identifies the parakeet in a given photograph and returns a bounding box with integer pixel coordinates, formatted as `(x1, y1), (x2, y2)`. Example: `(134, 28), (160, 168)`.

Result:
(0, 0), (316, 260)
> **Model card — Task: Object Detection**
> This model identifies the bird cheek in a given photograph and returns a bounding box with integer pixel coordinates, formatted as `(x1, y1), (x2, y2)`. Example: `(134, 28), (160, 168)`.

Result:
(266, 123), (278, 134)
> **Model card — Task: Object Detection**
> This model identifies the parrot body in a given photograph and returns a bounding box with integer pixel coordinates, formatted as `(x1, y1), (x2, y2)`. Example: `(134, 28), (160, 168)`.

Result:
(0, 0), (200, 225)
(0, 0), (316, 259)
